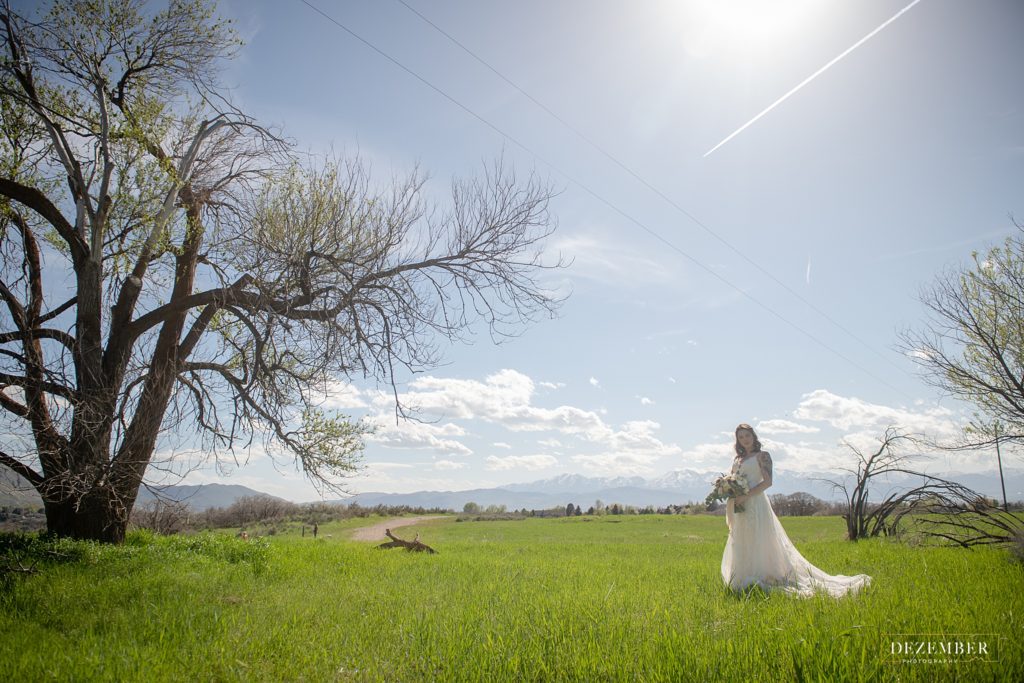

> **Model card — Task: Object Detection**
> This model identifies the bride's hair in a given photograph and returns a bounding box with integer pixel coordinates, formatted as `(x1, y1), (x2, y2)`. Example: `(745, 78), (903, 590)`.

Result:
(734, 423), (762, 456)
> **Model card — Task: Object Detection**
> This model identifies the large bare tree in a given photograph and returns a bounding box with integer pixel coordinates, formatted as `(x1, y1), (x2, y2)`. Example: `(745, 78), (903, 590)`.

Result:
(0, 0), (563, 542)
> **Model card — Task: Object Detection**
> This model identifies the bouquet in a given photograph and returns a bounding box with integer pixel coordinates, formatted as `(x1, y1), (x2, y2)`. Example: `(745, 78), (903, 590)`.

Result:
(705, 473), (749, 513)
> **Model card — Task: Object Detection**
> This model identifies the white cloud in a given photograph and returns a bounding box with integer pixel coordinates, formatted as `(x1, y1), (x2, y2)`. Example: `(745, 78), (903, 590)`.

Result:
(793, 389), (959, 439)
(668, 376), (677, 384)
(366, 369), (683, 478)
(760, 439), (852, 473)
(486, 454), (559, 471)
(492, 442), (512, 449)
(434, 460), (466, 471)
(570, 420), (683, 476)
(677, 440), (735, 471)
(639, 396), (654, 406)
(394, 369), (608, 438)
(756, 419), (820, 435)
(509, 404), (608, 435)
(315, 380), (368, 410)
(589, 377), (600, 388)
(396, 369), (532, 420)
(366, 416), (472, 457)
(539, 381), (565, 390)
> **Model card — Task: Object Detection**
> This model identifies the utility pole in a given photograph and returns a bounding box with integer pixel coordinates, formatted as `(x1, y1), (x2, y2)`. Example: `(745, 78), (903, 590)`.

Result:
(995, 423), (1008, 512)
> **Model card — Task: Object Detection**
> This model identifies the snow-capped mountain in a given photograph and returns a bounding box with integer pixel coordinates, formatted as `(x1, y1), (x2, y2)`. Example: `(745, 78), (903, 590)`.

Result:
(646, 469), (718, 491)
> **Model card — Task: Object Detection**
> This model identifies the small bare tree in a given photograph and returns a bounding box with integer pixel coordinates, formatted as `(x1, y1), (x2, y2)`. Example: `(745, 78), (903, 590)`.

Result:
(130, 498), (191, 535)
(821, 428), (981, 540)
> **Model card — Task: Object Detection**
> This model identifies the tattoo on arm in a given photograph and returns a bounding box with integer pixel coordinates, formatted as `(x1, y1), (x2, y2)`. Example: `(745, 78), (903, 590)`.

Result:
(757, 451), (773, 482)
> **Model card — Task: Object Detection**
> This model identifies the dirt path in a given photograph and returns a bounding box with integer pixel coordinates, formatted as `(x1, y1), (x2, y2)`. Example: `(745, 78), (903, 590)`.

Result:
(349, 515), (447, 541)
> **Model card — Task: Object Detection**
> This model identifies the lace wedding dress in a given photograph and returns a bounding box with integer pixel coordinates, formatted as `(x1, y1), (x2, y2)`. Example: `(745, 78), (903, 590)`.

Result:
(720, 453), (872, 597)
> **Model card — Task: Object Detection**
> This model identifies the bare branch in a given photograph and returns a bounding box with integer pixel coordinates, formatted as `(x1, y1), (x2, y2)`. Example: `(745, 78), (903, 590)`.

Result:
(0, 447), (42, 487)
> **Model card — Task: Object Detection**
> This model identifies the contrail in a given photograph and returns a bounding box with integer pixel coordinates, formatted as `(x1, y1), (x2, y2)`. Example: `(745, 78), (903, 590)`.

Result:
(704, 0), (923, 157)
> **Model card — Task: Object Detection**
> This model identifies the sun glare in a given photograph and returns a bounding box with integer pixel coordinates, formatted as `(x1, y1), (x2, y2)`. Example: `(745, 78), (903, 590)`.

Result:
(673, 0), (819, 57)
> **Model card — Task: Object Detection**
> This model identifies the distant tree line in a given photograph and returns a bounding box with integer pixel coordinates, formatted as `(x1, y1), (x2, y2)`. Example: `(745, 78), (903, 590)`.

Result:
(129, 492), (1023, 536)
(129, 497), (451, 535)
(456, 495), (863, 520)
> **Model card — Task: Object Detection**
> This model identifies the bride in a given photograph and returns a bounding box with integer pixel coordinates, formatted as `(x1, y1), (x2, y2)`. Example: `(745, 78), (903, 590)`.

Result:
(721, 423), (872, 597)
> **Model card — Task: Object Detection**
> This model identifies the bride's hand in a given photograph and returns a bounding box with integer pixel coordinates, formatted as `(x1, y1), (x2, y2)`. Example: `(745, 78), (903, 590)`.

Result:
(733, 494), (748, 506)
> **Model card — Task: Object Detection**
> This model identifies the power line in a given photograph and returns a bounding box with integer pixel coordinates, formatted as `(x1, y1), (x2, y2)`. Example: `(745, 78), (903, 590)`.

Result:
(394, 0), (915, 381)
(296, 0), (915, 401)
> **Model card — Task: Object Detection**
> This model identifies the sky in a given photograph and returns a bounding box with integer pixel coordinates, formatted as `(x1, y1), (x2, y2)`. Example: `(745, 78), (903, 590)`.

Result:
(151, 0), (1024, 501)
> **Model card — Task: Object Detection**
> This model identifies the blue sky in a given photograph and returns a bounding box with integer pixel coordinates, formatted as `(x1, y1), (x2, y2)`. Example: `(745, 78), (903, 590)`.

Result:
(164, 0), (1023, 500)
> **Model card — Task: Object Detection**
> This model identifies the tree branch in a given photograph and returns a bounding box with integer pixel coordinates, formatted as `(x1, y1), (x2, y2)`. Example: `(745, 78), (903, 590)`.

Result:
(35, 296), (77, 325)
(0, 387), (29, 418)
(0, 371), (75, 401)
(0, 448), (43, 488)
(0, 178), (86, 261)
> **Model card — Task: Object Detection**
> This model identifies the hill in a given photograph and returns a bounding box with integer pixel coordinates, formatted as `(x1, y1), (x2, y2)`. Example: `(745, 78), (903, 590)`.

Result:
(0, 471), (282, 511)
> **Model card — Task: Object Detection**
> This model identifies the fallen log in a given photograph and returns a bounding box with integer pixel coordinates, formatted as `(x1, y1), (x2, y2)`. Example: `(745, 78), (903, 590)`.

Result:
(377, 528), (437, 554)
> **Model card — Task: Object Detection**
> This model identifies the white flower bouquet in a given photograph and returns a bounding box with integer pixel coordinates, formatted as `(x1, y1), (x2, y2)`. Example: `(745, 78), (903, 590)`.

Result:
(705, 473), (750, 513)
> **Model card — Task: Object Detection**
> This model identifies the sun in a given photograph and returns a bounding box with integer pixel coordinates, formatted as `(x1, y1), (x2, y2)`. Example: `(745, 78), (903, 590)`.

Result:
(670, 0), (820, 57)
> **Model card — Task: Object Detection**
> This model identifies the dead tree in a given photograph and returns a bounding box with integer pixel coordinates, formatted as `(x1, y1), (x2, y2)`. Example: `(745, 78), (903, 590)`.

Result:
(130, 498), (191, 535)
(822, 428), (976, 540)
(377, 528), (437, 554)
(821, 427), (1022, 545)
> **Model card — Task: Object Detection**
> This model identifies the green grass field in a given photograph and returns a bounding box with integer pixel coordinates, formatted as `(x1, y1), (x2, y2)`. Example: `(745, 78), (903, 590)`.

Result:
(1, 514), (1021, 681)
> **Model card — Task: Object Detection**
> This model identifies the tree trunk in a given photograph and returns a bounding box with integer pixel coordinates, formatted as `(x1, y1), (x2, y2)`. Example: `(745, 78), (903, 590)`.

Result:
(43, 488), (130, 543)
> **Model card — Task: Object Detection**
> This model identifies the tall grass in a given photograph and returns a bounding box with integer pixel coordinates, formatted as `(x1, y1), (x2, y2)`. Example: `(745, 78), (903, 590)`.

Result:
(1, 515), (1020, 681)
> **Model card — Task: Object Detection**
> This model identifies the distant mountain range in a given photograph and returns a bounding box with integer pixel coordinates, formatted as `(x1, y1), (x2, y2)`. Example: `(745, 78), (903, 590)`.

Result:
(0, 473), (282, 511)
(340, 467), (1024, 511)
(3, 466), (1023, 512)
(134, 484), (289, 510)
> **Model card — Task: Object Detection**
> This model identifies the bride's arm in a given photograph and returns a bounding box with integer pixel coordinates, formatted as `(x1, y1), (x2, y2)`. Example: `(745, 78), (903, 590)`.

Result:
(752, 451), (773, 492)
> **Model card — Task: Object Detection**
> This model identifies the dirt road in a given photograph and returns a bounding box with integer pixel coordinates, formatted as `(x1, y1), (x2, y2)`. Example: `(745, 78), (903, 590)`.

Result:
(349, 515), (447, 541)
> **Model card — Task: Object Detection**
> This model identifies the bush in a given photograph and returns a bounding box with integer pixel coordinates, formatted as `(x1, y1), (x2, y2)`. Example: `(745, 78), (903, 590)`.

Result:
(0, 532), (104, 568)
(0, 530), (271, 579)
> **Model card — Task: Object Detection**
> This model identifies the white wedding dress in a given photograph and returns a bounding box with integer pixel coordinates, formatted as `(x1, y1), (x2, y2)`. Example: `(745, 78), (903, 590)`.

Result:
(720, 453), (872, 597)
